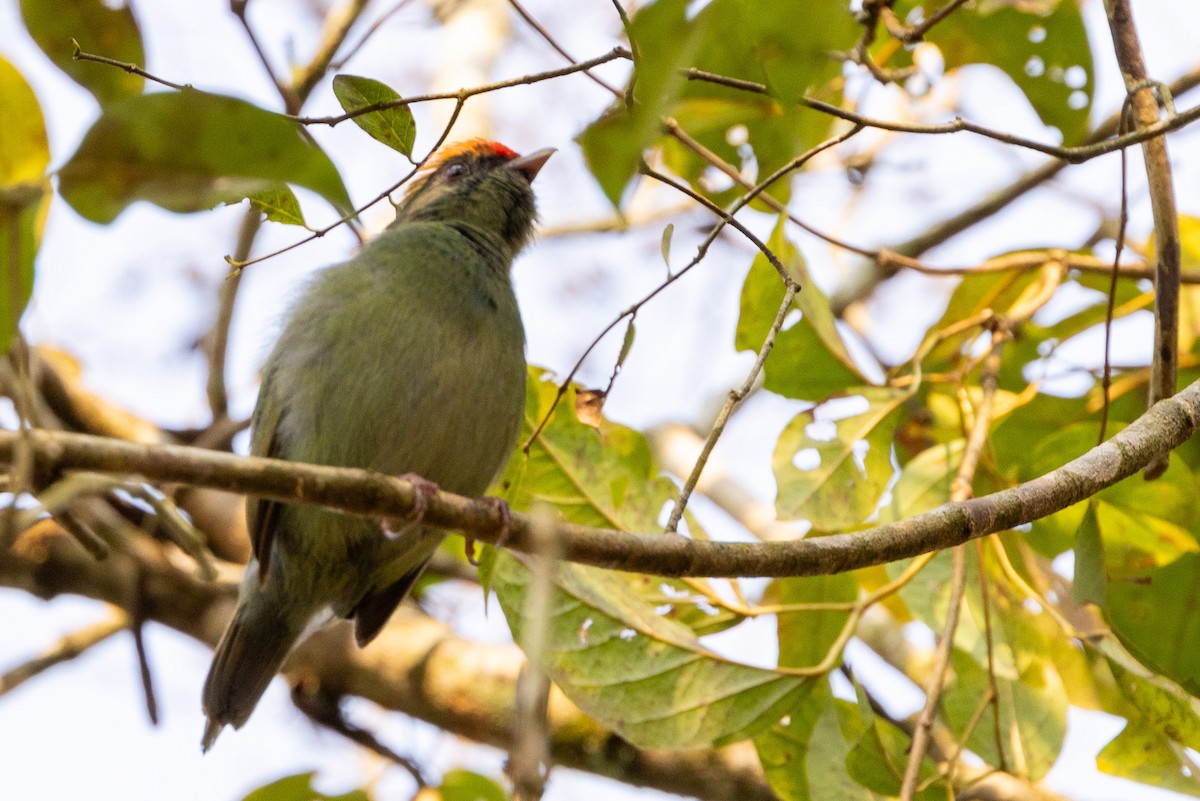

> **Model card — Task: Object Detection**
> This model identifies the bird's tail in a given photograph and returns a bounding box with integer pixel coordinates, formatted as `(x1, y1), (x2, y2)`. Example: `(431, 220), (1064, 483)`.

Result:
(201, 586), (303, 751)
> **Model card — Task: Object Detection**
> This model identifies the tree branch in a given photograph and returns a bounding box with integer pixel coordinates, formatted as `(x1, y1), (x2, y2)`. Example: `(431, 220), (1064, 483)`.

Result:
(0, 525), (775, 801)
(1, 375), (1198, 579)
(1104, 0), (1182, 480)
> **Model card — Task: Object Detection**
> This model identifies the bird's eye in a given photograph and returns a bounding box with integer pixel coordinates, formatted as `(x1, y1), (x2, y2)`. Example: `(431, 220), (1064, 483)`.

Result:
(443, 162), (468, 180)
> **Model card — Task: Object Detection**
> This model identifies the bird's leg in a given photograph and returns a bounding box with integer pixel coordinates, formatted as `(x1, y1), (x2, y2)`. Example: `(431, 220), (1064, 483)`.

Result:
(464, 496), (512, 565)
(383, 473), (441, 538)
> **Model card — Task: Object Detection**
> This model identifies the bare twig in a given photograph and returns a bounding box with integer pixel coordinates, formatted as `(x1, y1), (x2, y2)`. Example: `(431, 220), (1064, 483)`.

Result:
(291, 684), (428, 787)
(228, 98), (468, 270)
(71, 42), (193, 91)
(294, 47), (631, 126)
(506, 0), (622, 98)
(664, 282), (796, 533)
(1099, 99), (1135, 445)
(0, 612), (126, 695)
(230, 0), (297, 109)
(880, 0), (970, 43)
(1104, 0), (1182, 480)
(291, 0), (373, 110)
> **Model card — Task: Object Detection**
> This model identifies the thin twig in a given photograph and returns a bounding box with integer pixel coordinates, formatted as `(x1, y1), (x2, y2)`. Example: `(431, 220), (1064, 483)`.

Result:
(228, 99), (468, 270)
(683, 67), (1200, 164)
(1099, 99), (1135, 444)
(522, 122), (861, 450)
(664, 282), (796, 532)
(331, 0), (418, 71)
(294, 47), (632, 126)
(506, 0), (622, 98)
(71, 42), (193, 91)
(291, 0), (373, 110)
(206, 211), (261, 423)
(292, 685), (428, 787)
(0, 612), (127, 695)
(973, 539), (1008, 772)
(130, 566), (159, 725)
(880, 0), (970, 43)
(901, 338), (1003, 799)
(230, 0), (297, 109)
(831, 64), (1200, 315)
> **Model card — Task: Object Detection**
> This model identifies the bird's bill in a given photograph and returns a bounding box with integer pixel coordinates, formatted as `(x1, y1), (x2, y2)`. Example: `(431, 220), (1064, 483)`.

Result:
(509, 148), (556, 182)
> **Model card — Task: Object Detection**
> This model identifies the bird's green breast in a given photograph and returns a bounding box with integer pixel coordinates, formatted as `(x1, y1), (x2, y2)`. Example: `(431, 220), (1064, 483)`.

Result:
(257, 220), (527, 498)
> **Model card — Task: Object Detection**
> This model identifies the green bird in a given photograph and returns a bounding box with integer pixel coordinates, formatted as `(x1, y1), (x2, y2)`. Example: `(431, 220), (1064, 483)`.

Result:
(201, 139), (552, 750)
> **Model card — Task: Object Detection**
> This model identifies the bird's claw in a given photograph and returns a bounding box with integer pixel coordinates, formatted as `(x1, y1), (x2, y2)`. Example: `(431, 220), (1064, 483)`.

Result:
(384, 473), (441, 537)
(465, 497), (513, 566)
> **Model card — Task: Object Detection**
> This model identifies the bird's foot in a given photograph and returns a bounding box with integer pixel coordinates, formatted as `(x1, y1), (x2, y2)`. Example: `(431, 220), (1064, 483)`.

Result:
(464, 497), (512, 566)
(383, 473), (441, 538)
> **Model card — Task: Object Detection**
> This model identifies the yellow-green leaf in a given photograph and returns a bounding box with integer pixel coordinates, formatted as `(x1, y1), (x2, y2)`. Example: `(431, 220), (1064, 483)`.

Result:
(0, 58), (50, 355)
(247, 184), (307, 227)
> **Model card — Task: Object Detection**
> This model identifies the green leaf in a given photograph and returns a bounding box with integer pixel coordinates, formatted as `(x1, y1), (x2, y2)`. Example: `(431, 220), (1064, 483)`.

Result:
(493, 554), (811, 749)
(928, 0), (1093, 145)
(878, 439), (962, 523)
(773, 387), (907, 529)
(578, 0), (707, 206)
(941, 645), (1067, 781)
(1109, 551), (1200, 696)
(773, 572), (856, 669)
(438, 770), (509, 801)
(248, 184), (307, 227)
(1074, 501), (1107, 608)
(757, 685), (889, 801)
(737, 217), (864, 400)
(499, 367), (741, 634)
(659, 0), (856, 207)
(845, 696), (940, 799)
(58, 91), (354, 223)
(0, 57), (50, 355)
(239, 772), (369, 801)
(331, 74), (416, 157)
(19, 0), (145, 104)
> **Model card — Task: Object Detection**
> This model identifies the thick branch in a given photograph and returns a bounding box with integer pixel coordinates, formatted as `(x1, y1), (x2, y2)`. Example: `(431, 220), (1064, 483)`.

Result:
(0, 525), (773, 801)
(1, 376), (1199, 578)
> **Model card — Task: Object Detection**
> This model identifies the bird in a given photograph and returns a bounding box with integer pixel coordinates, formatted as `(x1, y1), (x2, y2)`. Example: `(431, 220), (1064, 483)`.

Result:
(201, 139), (553, 750)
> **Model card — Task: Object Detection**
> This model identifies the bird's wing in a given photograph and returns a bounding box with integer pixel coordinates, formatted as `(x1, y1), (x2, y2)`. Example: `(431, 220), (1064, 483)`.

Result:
(246, 363), (285, 583)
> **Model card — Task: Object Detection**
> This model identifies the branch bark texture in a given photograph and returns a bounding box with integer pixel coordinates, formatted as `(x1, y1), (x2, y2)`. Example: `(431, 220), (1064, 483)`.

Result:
(3, 377), (1199, 579)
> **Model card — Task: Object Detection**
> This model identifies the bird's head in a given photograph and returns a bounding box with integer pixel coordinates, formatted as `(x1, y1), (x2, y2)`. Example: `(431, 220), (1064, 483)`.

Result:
(398, 140), (554, 253)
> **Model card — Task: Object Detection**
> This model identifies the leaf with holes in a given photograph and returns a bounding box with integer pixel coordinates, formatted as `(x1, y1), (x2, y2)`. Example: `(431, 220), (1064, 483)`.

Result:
(774, 387), (908, 530)
(494, 553), (812, 749)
